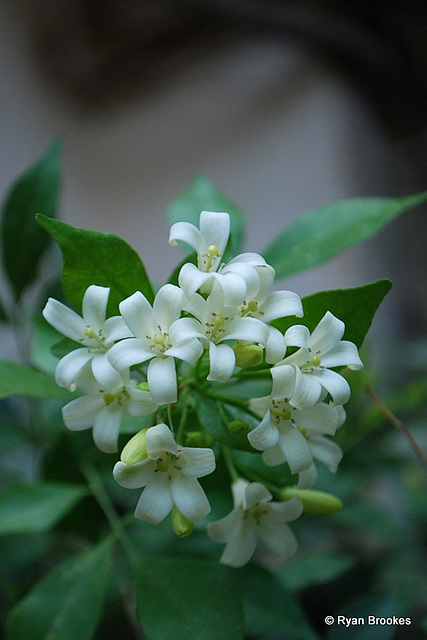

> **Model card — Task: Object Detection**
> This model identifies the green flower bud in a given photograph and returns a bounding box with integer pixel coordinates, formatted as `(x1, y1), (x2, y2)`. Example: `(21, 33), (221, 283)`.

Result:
(233, 343), (264, 368)
(280, 487), (343, 515)
(184, 430), (213, 447)
(171, 505), (194, 537)
(227, 419), (249, 435)
(136, 381), (149, 391)
(120, 428), (149, 465)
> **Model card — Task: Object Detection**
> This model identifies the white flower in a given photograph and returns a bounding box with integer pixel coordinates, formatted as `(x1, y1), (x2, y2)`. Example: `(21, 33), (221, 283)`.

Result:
(113, 423), (216, 525)
(62, 364), (157, 454)
(238, 266), (303, 363)
(207, 479), (302, 567)
(248, 366), (342, 475)
(170, 280), (269, 382)
(108, 284), (203, 404)
(278, 311), (363, 409)
(42, 285), (132, 391)
(169, 210), (268, 306)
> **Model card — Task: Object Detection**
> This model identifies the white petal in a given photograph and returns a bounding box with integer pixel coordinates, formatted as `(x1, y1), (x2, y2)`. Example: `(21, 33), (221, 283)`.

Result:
(259, 290), (303, 323)
(284, 325), (310, 350)
(309, 311), (344, 354)
(108, 338), (153, 370)
(226, 252), (266, 267)
(171, 475), (211, 522)
(104, 316), (133, 342)
(221, 261), (260, 300)
(135, 475), (174, 524)
(147, 356), (177, 404)
(91, 352), (123, 389)
(309, 435), (343, 472)
(320, 341), (363, 370)
(271, 364), (297, 399)
(207, 508), (243, 543)
(169, 317), (205, 343)
(265, 327), (286, 364)
(310, 369), (351, 405)
(55, 349), (93, 390)
(169, 220), (205, 255)
(93, 404), (122, 453)
(146, 423), (178, 457)
(199, 210), (230, 260)
(207, 343), (235, 382)
(178, 263), (212, 299)
(219, 522), (257, 567)
(268, 497), (304, 522)
(62, 395), (104, 430)
(82, 285), (109, 331)
(119, 291), (155, 337)
(212, 272), (247, 307)
(42, 298), (86, 342)
(223, 317), (269, 345)
(278, 425), (313, 474)
(113, 459), (156, 489)
(126, 387), (158, 417)
(290, 366), (323, 410)
(297, 463), (318, 488)
(244, 482), (272, 509)
(262, 446), (286, 466)
(180, 447), (216, 477)
(153, 284), (183, 329)
(295, 402), (339, 436)
(165, 336), (204, 365)
(247, 411), (280, 451)
(258, 519), (298, 561)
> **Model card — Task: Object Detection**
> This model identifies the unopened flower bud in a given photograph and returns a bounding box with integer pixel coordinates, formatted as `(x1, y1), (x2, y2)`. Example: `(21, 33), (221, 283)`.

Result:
(233, 343), (264, 368)
(137, 381), (149, 391)
(120, 428), (149, 464)
(280, 487), (343, 515)
(185, 430), (213, 447)
(172, 505), (194, 537)
(227, 419), (249, 435)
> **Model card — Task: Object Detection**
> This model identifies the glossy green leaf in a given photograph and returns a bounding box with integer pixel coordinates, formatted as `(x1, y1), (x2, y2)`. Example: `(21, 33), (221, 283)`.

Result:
(273, 279), (392, 349)
(0, 482), (87, 535)
(0, 359), (73, 399)
(134, 556), (244, 640)
(36, 214), (154, 313)
(279, 551), (355, 591)
(6, 540), (112, 640)
(263, 192), (427, 278)
(1, 140), (61, 300)
(242, 565), (319, 640)
(167, 174), (246, 257)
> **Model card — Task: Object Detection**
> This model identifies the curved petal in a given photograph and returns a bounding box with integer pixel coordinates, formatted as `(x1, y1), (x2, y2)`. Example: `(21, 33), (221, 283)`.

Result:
(271, 364), (297, 399)
(119, 291), (155, 337)
(265, 326), (286, 364)
(171, 474), (211, 522)
(180, 447), (216, 478)
(91, 352), (123, 390)
(244, 482), (272, 509)
(207, 508), (243, 543)
(135, 475), (174, 524)
(153, 284), (183, 329)
(278, 425), (313, 474)
(113, 459), (156, 489)
(62, 395), (104, 430)
(259, 290), (303, 322)
(207, 343), (235, 382)
(258, 519), (298, 561)
(93, 404), (122, 453)
(309, 435), (343, 472)
(284, 325), (310, 350)
(221, 261), (260, 300)
(55, 348), (93, 390)
(104, 316), (133, 343)
(297, 463), (318, 488)
(262, 446), (286, 466)
(168, 317), (205, 343)
(169, 220), (205, 255)
(199, 210), (230, 260)
(311, 369), (351, 405)
(178, 263), (213, 299)
(146, 423), (178, 457)
(295, 402), (339, 436)
(108, 338), (153, 370)
(42, 298), (86, 342)
(212, 272), (247, 307)
(247, 412), (280, 451)
(226, 252), (266, 267)
(309, 311), (344, 354)
(268, 497), (304, 522)
(82, 285), (109, 331)
(147, 356), (177, 404)
(320, 341), (363, 370)
(165, 336), (204, 365)
(290, 366), (323, 410)
(223, 317), (269, 345)
(219, 522), (257, 567)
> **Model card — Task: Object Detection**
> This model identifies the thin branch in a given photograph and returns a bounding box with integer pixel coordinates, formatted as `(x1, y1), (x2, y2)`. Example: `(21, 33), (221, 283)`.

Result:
(365, 385), (427, 472)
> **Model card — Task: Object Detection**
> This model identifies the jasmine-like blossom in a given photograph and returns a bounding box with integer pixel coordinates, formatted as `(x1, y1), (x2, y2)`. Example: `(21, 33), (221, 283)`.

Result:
(248, 366), (342, 475)
(207, 478), (303, 567)
(170, 280), (269, 382)
(62, 364), (157, 453)
(108, 284), (203, 404)
(169, 210), (268, 306)
(113, 423), (216, 525)
(277, 311), (363, 409)
(42, 285), (132, 391)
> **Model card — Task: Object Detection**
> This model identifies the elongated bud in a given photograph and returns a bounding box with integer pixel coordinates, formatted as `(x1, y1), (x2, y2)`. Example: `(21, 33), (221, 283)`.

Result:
(120, 428), (149, 464)
(280, 487), (343, 515)
(227, 419), (249, 435)
(185, 430), (213, 447)
(233, 343), (264, 368)
(171, 505), (194, 537)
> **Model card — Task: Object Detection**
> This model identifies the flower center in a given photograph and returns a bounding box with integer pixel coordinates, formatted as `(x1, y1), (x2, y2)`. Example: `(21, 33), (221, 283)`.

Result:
(205, 312), (228, 342)
(248, 503), (268, 524)
(147, 325), (172, 355)
(239, 299), (260, 317)
(103, 386), (129, 406)
(83, 325), (108, 351)
(270, 398), (293, 423)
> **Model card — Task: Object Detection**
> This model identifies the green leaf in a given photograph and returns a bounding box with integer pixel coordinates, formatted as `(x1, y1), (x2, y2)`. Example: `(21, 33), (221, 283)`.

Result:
(0, 359), (73, 399)
(1, 139), (61, 300)
(36, 214), (154, 313)
(134, 556), (244, 640)
(263, 192), (427, 278)
(279, 551), (355, 591)
(6, 539), (112, 640)
(0, 482), (87, 535)
(195, 395), (256, 452)
(273, 279), (392, 349)
(167, 174), (246, 257)
(242, 565), (319, 640)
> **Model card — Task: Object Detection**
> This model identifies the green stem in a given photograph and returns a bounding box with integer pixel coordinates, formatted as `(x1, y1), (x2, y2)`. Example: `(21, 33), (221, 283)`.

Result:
(82, 462), (138, 565)
(175, 387), (190, 444)
(221, 445), (240, 482)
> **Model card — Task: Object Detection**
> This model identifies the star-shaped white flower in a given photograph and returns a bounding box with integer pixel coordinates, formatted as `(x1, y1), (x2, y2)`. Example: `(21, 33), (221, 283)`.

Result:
(169, 210), (268, 306)
(207, 479), (303, 567)
(278, 311), (363, 409)
(247, 365), (342, 475)
(113, 423), (216, 525)
(108, 284), (203, 404)
(62, 364), (157, 453)
(42, 285), (132, 391)
(170, 280), (269, 382)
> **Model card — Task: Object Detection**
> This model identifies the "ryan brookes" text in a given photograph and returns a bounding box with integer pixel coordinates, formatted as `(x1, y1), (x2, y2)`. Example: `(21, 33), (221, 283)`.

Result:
(337, 616), (411, 627)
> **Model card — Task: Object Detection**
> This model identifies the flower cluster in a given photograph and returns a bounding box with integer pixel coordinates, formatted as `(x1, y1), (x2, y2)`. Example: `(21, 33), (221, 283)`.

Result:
(43, 210), (363, 567)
